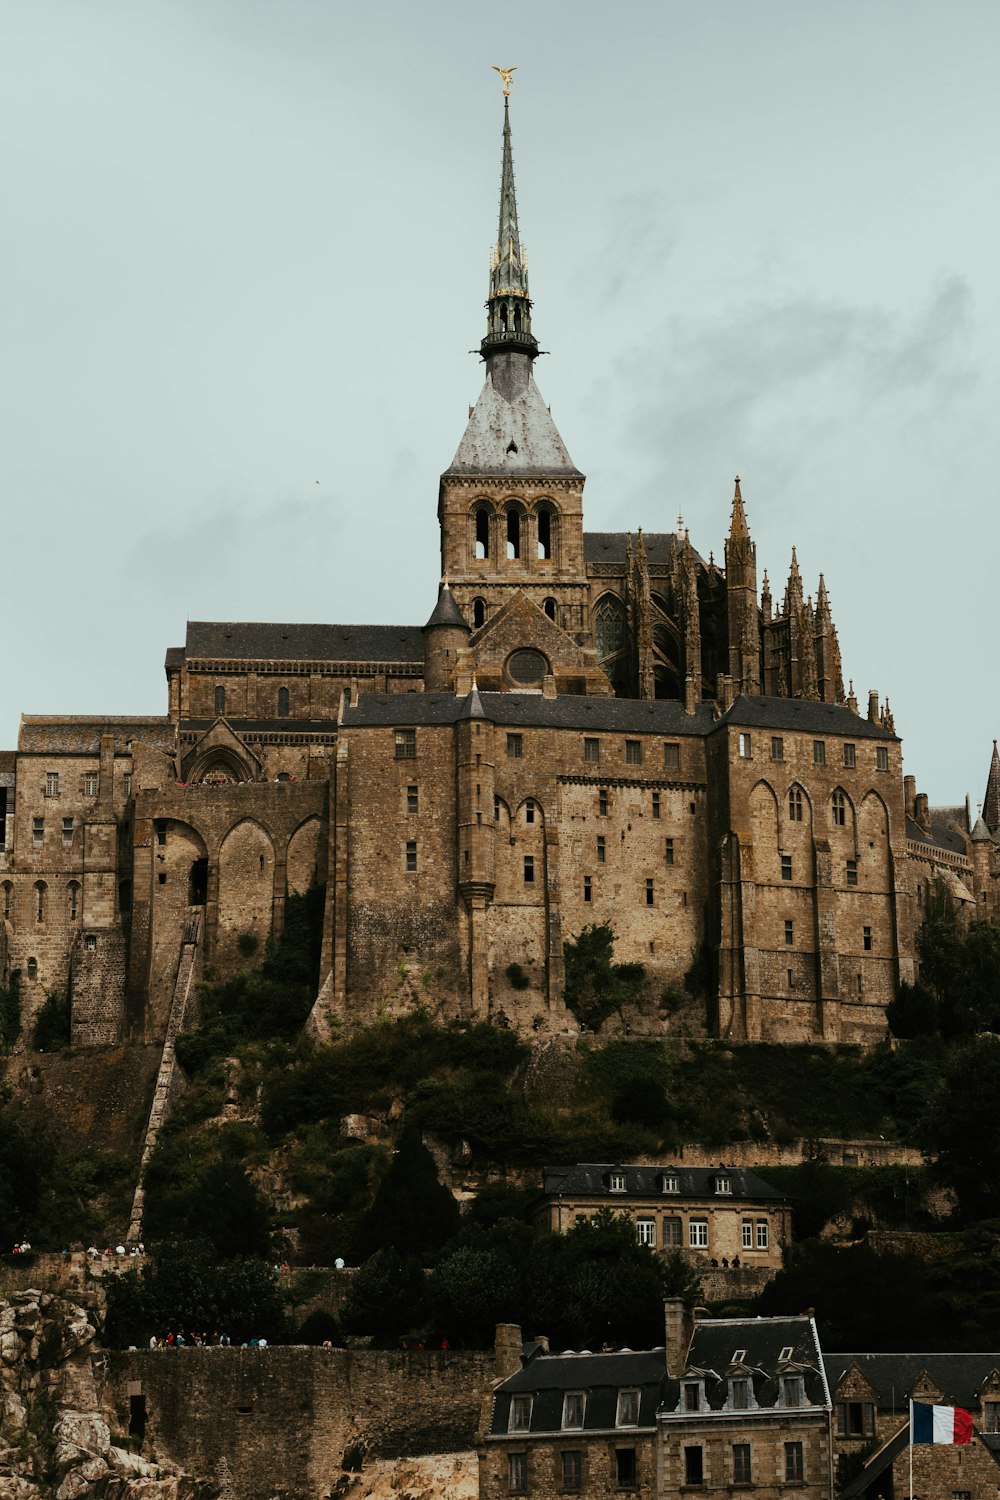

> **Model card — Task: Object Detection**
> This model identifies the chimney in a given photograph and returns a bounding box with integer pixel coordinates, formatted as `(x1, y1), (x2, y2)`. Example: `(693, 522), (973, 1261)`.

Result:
(684, 675), (697, 716)
(903, 775), (916, 819)
(493, 1323), (523, 1381)
(914, 792), (931, 833)
(664, 1298), (691, 1378)
(868, 689), (879, 723)
(533, 1333), (550, 1354)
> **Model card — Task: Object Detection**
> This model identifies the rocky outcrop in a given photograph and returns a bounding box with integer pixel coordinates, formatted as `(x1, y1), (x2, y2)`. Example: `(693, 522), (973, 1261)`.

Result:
(0, 1290), (215, 1499)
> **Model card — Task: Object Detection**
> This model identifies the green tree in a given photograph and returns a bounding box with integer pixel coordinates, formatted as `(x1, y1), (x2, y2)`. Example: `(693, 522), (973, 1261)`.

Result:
(921, 1037), (1000, 1220)
(104, 1239), (285, 1347)
(340, 1248), (428, 1342)
(359, 1127), (460, 1260)
(563, 925), (645, 1031)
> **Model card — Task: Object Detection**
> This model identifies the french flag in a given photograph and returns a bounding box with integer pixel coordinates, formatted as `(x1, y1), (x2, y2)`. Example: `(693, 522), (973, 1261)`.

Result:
(911, 1400), (973, 1445)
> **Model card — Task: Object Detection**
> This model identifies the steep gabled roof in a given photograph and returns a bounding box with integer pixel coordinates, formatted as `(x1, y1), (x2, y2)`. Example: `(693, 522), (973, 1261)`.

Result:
(443, 368), (581, 478)
(664, 1316), (828, 1413)
(824, 1353), (1000, 1411)
(488, 1349), (666, 1436)
(541, 1163), (786, 1203)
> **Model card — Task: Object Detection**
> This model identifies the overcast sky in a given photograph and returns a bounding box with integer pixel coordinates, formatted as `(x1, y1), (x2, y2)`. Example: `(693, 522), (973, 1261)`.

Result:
(2, 0), (996, 807)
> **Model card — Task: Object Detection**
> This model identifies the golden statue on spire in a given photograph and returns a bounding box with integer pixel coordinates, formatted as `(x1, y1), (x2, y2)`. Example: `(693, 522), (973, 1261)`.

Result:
(493, 65), (517, 97)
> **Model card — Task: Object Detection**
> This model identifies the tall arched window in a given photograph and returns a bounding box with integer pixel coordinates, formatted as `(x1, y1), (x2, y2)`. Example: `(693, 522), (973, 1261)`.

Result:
(506, 506), (523, 561)
(595, 598), (625, 660)
(831, 789), (847, 827)
(34, 881), (47, 923)
(788, 787), (803, 822)
(472, 597), (486, 629)
(27, 957), (38, 980)
(277, 687), (289, 718)
(543, 597), (557, 621)
(537, 505), (555, 560)
(68, 880), (80, 921)
(474, 506), (491, 560)
(214, 685), (226, 716)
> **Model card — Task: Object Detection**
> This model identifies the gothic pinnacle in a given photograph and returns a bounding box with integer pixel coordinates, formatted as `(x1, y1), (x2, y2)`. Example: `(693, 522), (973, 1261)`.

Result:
(729, 474), (750, 539)
(481, 76), (537, 360)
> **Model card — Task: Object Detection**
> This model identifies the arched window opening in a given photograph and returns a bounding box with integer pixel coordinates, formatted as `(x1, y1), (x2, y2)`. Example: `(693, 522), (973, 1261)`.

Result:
(68, 881), (80, 921)
(214, 685), (226, 716)
(472, 597), (486, 629)
(788, 787), (803, 823)
(277, 687), (289, 718)
(500, 301), (509, 332)
(595, 598), (625, 660)
(27, 957), (38, 980)
(513, 304), (522, 332)
(34, 881), (47, 923)
(1, 881), (12, 921)
(507, 508), (521, 560)
(832, 789), (847, 827)
(537, 507), (553, 560)
(543, 597), (557, 622)
(475, 507), (490, 560)
(189, 858), (208, 906)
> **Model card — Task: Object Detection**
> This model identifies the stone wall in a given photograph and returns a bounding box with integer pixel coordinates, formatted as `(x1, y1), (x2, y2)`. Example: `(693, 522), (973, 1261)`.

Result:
(105, 1347), (497, 1500)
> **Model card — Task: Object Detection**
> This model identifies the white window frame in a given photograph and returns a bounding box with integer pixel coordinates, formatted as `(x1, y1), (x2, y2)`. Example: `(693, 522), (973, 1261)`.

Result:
(689, 1218), (708, 1249)
(508, 1395), (532, 1432)
(616, 1389), (640, 1427)
(756, 1220), (769, 1250)
(636, 1217), (656, 1247)
(661, 1173), (678, 1194)
(562, 1392), (586, 1430)
(45, 772), (59, 797)
(738, 732), (751, 758)
(84, 772), (99, 796)
(609, 1172), (627, 1192)
(742, 1219), (753, 1249)
(715, 1175), (732, 1195)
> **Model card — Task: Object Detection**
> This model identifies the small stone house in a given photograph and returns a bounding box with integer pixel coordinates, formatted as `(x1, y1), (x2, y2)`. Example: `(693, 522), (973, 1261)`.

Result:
(536, 1165), (791, 1271)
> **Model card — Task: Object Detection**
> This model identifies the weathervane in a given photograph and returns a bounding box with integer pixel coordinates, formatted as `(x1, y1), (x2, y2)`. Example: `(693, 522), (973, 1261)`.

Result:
(493, 65), (517, 97)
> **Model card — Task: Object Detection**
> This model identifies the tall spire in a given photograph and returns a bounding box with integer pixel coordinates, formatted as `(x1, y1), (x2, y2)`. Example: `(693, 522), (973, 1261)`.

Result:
(481, 84), (538, 363)
(984, 740), (1000, 834)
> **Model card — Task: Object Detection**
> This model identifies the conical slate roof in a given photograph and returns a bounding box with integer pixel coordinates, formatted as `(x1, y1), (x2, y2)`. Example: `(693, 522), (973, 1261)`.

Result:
(445, 368), (580, 476)
(423, 582), (469, 633)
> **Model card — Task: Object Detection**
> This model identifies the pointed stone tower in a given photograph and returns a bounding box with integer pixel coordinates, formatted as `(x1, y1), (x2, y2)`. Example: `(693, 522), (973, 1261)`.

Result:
(437, 85), (591, 649)
(724, 477), (760, 695)
(984, 741), (1000, 835)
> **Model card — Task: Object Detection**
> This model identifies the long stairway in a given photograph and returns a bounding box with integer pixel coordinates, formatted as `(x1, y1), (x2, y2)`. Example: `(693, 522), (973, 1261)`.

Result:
(127, 910), (202, 1242)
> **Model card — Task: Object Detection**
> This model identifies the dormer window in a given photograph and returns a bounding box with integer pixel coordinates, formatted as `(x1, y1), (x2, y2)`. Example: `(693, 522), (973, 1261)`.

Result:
(562, 1392), (586, 1429)
(682, 1382), (702, 1413)
(714, 1175), (732, 1195)
(509, 1395), (532, 1432)
(609, 1171), (627, 1193)
(732, 1350), (747, 1364)
(779, 1346), (794, 1362)
(617, 1389), (640, 1427)
(661, 1173), (679, 1194)
(729, 1377), (752, 1410)
(781, 1375), (805, 1407)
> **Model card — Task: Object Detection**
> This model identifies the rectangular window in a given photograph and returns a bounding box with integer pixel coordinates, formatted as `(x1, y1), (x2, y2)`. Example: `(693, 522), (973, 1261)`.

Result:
(857, 972), (864, 996)
(839, 1401), (876, 1437)
(561, 1451), (582, 1493)
(584, 875), (592, 903)
(636, 1218), (656, 1247)
(781, 1375), (805, 1406)
(665, 837), (675, 866)
(85, 772), (99, 797)
(651, 791), (660, 819)
(523, 856), (535, 883)
(45, 772), (59, 797)
(615, 1449), (637, 1490)
(756, 1220), (768, 1249)
(683, 1447), (703, 1486)
(562, 1393), (585, 1430)
(844, 743), (856, 768)
(405, 841), (417, 872)
(742, 1219), (753, 1249)
(407, 785), (419, 814)
(598, 788), (609, 816)
(738, 732), (751, 758)
(785, 919), (794, 945)
(509, 1395), (532, 1432)
(625, 740), (642, 765)
(813, 740), (826, 766)
(785, 1442), (804, 1482)
(781, 854), (792, 881)
(645, 878), (654, 906)
(847, 858), (858, 886)
(983, 1401), (1000, 1434)
(732, 1444), (751, 1485)
(123, 772), (132, 797)
(731, 1379), (751, 1411)
(508, 1453), (527, 1495)
(771, 736), (784, 761)
(394, 729), (416, 760)
(583, 737), (600, 764)
(661, 1173), (678, 1194)
(689, 1219), (708, 1249)
(663, 742), (680, 770)
(507, 733), (523, 759)
(525, 800), (536, 823)
(663, 1216), (682, 1245)
(714, 1175), (732, 1195)
(876, 746), (889, 771)
(32, 817), (44, 847)
(863, 924), (873, 951)
(617, 1390), (640, 1427)
(155, 820), (167, 847)
(683, 1382), (701, 1413)
(62, 817), (74, 847)
(597, 836), (606, 863)
(610, 1172), (627, 1192)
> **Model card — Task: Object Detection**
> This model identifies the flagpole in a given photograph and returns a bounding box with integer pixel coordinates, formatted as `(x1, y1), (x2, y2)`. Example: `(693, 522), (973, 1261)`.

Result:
(909, 1400), (914, 1500)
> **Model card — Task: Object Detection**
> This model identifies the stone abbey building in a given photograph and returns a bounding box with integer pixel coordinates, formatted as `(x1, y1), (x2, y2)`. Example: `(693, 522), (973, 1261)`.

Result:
(1, 95), (994, 1051)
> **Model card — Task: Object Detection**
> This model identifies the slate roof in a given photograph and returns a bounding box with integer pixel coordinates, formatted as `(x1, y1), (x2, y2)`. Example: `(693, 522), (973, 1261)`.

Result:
(444, 368), (581, 477)
(585, 532), (682, 568)
(489, 1349), (666, 1435)
(824, 1353), (1000, 1412)
(183, 622), (425, 664)
(164, 647), (185, 670)
(719, 695), (895, 740)
(838, 1425), (910, 1500)
(18, 717), (174, 754)
(423, 585), (470, 632)
(665, 1316), (828, 1413)
(341, 691), (718, 737)
(906, 815), (968, 857)
(541, 1164), (786, 1203)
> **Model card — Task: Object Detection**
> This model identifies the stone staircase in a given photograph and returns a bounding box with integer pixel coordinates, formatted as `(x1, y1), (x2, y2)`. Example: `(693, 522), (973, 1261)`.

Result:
(127, 910), (202, 1242)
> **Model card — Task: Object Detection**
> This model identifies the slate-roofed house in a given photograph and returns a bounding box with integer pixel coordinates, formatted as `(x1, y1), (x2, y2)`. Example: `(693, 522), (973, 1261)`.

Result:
(536, 1165), (790, 1273)
(825, 1354), (1000, 1500)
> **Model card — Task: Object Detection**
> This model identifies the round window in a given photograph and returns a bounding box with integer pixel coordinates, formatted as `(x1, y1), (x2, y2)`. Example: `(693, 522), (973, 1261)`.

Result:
(507, 648), (548, 686)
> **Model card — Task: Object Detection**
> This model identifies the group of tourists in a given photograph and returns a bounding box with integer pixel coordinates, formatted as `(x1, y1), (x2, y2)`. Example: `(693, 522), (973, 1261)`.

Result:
(147, 1332), (268, 1348)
